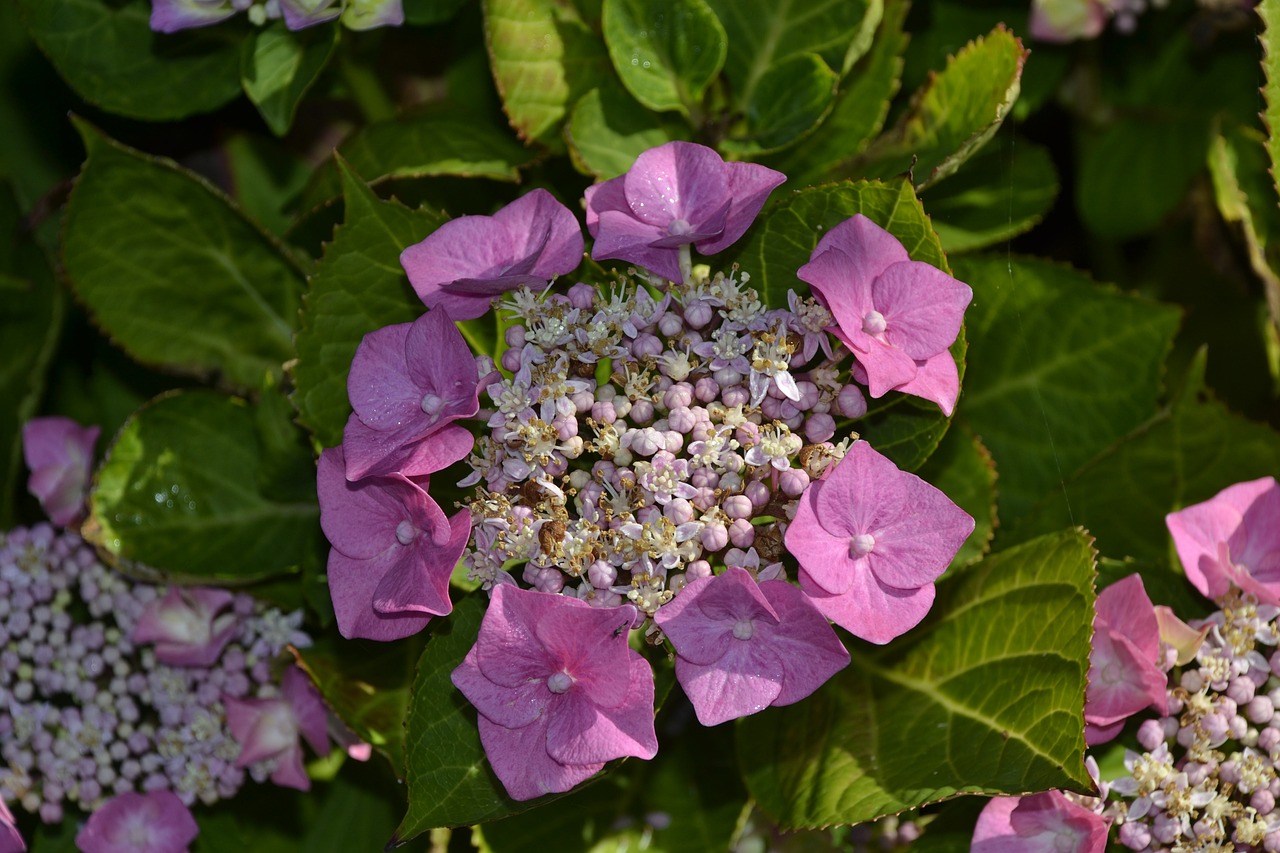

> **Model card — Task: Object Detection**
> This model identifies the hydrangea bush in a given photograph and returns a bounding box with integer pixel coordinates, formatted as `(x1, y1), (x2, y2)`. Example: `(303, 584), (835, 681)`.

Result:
(3, 0), (1280, 849)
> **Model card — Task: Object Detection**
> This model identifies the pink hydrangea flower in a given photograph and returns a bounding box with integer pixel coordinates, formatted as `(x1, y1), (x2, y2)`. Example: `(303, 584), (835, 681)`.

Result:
(21, 417), (99, 528)
(1085, 574), (1167, 745)
(1165, 477), (1280, 605)
(131, 587), (237, 667)
(972, 790), (1109, 853)
(74, 790), (198, 853)
(797, 214), (972, 415)
(654, 567), (849, 725)
(149, 0), (238, 32)
(341, 307), (487, 480)
(318, 446), (471, 641)
(585, 142), (785, 283)
(224, 666), (330, 791)
(0, 797), (23, 853)
(451, 585), (658, 801)
(401, 189), (584, 321)
(784, 440), (974, 644)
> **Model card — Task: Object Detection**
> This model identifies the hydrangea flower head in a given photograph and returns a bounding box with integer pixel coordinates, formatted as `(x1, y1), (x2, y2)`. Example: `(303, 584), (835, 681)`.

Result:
(74, 790), (198, 853)
(318, 446), (471, 641)
(149, 0), (238, 32)
(1166, 477), (1280, 605)
(585, 142), (785, 283)
(224, 666), (330, 791)
(451, 585), (657, 800)
(972, 791), (1109, 853)
(131, 587), (238, 667)
(1085, 574), (1166, 745)
(654, 567), (849, 725)
(342, 307), (486, 480)
(401, 189), (584, 321)
(797, 214), (972, 415)
(784, 440), (974, 644)
(22, 416), (99, 527)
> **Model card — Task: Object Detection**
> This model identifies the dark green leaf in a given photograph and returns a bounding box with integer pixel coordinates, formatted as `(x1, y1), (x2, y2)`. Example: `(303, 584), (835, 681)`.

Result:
(917, 424), (997, 569)
(954, 255), (1182, 526)
(718, 53), (838, 156)
(851, 26), (1028, 190)
(739, 529), (1096, 829)
(223, 134), (315, 236)
(484, 0), (610, 151)
(88, 390), (321, 583)
(291, 159), (446, 447)
(241, 22), (337, 137)
(62, 122), (305, 392)
(602, 0), (726, 117)
(18, 0), (242, 121)
(404, 0), (472, 25)
(567, 82), (688, 179)
(1263, 0), (1280, 204)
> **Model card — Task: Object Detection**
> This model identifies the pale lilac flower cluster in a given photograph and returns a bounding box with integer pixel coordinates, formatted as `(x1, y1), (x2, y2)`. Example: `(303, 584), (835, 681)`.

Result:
(149, 0), (403, 34)
(0, 524), (316, 827)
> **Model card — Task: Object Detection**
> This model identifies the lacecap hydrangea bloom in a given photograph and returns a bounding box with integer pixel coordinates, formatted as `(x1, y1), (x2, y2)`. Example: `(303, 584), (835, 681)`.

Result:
(317, 141), (976, 800)
(150, 0), (403, 33)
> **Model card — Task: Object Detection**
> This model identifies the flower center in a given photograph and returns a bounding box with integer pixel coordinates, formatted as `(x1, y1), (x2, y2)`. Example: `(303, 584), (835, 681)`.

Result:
(1102, 660), (1123, 684)
(862, 310), (887, 336)
(668, 218), (695, 237)
(420, 393), (444, 416)
(732, 619), (754, 641)
(849, 533), (876, 558)
(395, 520), (416, 546)
(547, 671), (574, 694)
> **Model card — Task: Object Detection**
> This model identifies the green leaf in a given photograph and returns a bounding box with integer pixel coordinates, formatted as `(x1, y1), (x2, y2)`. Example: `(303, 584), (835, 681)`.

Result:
(484, 0), (610, 151)
(762, 0), (906, 186)
(88, 390), (321, 582)
(917, 424), (997, 569)
(241, 22), (337, 137)
(298, 108), (536, 211)
(1263, 0), (1280, 203)
(223, 134), (316, 236)
(922, 134), (1058, 254)
(291, 159), (446, 447)
(18, 0), (242, 121)
(718, 53), (838, 156)
(602, 0), (727, 117)
(62, 122), (305, 392)
(404, 0), (471, 25)
(953, 256), (1182, 526)
(567, 82), (689, 179)
(739, 529), (1096, 829)
(851, 26), (1028, 190)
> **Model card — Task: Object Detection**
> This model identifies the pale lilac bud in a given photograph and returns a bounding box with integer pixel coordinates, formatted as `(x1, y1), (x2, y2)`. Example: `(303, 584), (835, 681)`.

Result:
(592, 400), (617, 424)
(1230, 677), (1258, 705)
(664, 431), (683, 454)
(667, 573), (688, 593)
(632, 334), (663, 359)
(694, 377), (719, 403)
(658, 313), (683, 337)
(779, 468), (809, 496)
(567, 282), (595, 310)
(736, 422), (760, 447)
(684, 302), (713, 329)
(572, 391), (595, 413)
(636, 506), (661, 525)
(1229, 714), (1248, 740)
(1177, 724), (1196, 748)
(630, 400), (655, 424)
(589, 561), (617, 589)
(729, 518), (754, 548)
(663, 383), (694, 409)
(1153, 814), (1180, 845)
(686, 560), (711, 580)
(1221, 758), (1241, 784)
(701, 523), (728, 552)
(714, 368), (744, 389)
(721, 385), (749, 407)
(504, 325), (527, 350)
(690, 469), (718, 489)
(837, 385), (867, 418)
(1251, 696), (1276, 725)
(531, 568), (565, 594)
(664, 499), (695, 525)
(760, 396), (783, 420)
(501, 348), (522, 372)
(1260, 727), (1280, 752)
(1137, 718), (1166, 751)
(1256, 790), (1277, 815)
(628, 427), (663, 456)
(745, 480), (770, 509)
(719, 471), (743, 492)
(589, 590), (624, 608)
(1119, 822), (1151, 851)
(793, 381), (819, 410)
(804, 413), (836, 443)
(553, 416), (578, 440)
(668, 407), (697, 434)
(691, 487), (717, 511)
(722, 494), (752, 520)
(1181, 670), (1204, 692)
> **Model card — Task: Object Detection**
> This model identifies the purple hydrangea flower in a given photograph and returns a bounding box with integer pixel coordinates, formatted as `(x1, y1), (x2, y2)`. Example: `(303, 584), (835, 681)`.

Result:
(797, 214), (972, 415)
(318, 446), (471, 641)
(784, 441), (974, 644)
(585, 142), (785, 283)
(224, 666), (330, 791)
(971, 791), (1109, 853)
(342, 307), (486, 480)
(1165, 477), (1280, 605)
(149, 0), (238, 33)
(401, 189), (584, 321)
(654, 567), (849, 725)
(279, 0), (342, 29)
(0, 798), (23, 853)
(74, 790), (199, 853)
(451, 585), (658, 800)
(22, 416), (99, 528)
(131, 587), (238, 667)
(1085, 574), (1167, 745)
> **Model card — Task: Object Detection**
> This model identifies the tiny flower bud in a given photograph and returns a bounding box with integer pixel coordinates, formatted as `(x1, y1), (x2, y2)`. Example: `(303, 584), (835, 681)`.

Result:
(779, 468), (809, 496)
(1230, 677), (1258, 705)
(714, 368), (744, 389)
(1255, 789), (1276, 815)
(663, 383), (694, 409)
(658, 313), (684, 337)
(667, 407), (697, 434)
(632, 334), (663, 359)
(588, 561), (617, 589)
(1251, 696), (1276, 725)
(1137, 718), (1166, 751)
(694, 377), (719, 403)
(804, 413), (836, 443)
(701, 523), (728, 552)
(686, 560), (712, 579)
(501, 348), (523, 372)
(630, 400), (655, 424)
(837, 385), (868, 418)
(721, 385), (749, 407)
(728, 518), (754, 548)
(684, 302), (713, 329)
(567, 282), (595, 309)
(745, 480), (770, 509)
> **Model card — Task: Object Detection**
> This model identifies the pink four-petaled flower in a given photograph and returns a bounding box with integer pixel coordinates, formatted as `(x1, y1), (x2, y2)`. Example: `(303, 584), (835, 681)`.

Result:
(654, 567), (849, 726)
(451, 585), (658, 801)
(971, 790), (1109, 853)
(784, 441), (974, 644)
(74, 790), (198, 853)
(1084, 574), (1167, 745)
(224, 666), (331, 792)
(797, 214), (972, 415)
(131, 587), (238, 667)
(22, 416), (99, 528)
(1165, 477), (1280, 605)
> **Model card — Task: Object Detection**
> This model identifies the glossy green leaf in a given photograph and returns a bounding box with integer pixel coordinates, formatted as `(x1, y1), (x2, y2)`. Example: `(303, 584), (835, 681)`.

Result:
(851, 26), (1027, 190)
(241, 22), (337, 137)
(739, 528), (1096, 829)
(718, 53), (837, 156)
(18, 0), (242, 121)
(484, 0), (610, 150)
(763, 0), (906, 186)
(291, 160), (445, 448)
(62, 122), (305, 392)
(954, 255), (1182, 526)
(602, 0), (726, 117)
(88, 390), (321, 582)
(918, 424), (997, 569)
(567, 82), (687, 179)
(1263, 0), (1280, 203)
(922, 134), (1058, 254)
